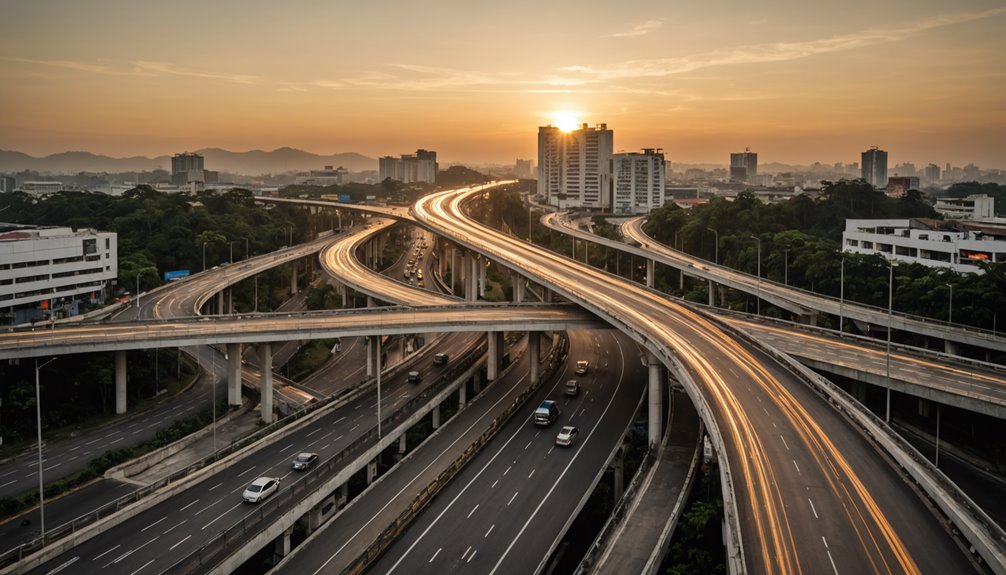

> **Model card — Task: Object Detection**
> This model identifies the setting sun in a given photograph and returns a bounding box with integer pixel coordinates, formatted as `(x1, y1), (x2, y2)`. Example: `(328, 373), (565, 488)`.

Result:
(551, 111), (582, 132)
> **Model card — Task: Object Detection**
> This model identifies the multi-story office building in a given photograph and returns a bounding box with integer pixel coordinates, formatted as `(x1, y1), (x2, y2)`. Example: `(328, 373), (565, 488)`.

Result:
(934, 194), (996, 220)
(612, 149), (666, 214)
(537, 123), (613, 210)
(842, 218), (1005, 274)
(0, 175), (15, 193)
(924, 163), (941, 185)
(861, 147), (888, 188)
(20, 181), (65, 195)
(379, 149), (437, 184)
(886, 176), (920, 198)
(729, 149), (758, 182)
(296, 165), (349, 187)
(515, 159), (533, 179)
(171, 152), (204, 185)
(0, 225), (117, 323)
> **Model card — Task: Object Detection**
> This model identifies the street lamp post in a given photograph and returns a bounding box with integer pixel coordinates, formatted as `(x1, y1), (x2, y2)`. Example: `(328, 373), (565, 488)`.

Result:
(945, 283), (953, 324)
(706, 227), (719, 265)
(749, 235), (761, 315)
(35, 357), (57, 544)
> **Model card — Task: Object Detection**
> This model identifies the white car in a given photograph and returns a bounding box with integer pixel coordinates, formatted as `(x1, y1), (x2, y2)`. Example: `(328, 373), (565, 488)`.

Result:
(243, 476), (280, 503)
(555, 426), (579, 447)
(575, 360), (589, 375)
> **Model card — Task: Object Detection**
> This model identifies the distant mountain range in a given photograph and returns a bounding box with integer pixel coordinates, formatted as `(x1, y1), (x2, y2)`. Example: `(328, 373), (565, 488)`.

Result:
(0, 147), (377, 176)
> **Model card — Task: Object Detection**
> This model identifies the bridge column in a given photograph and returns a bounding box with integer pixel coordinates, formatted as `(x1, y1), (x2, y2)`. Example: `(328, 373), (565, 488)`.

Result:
(366, 335), (377, 378)
(338, 483), (349, 508)
(944, 339), (960, 356)
(647, 352), (663, 446)
(398, 433), (407, 457)
(468, 253), (479, 302)
(528, 331), (541, 385)
(613, 447), (625, 503)
(459, 381), (467, 409)
(216, 291), (225, 315)
(432, 404), (441, 429)
(451, 245), (459, 294)
(115, 350), (127, 414)
(227, 343), (242, 406)
(367, 458), (378, 484)
(708, 279), (716, 307)
(291, 261), (299, 295)
(478, 255), (487, 298)
(274, 525), (294, 558)
(646, 259), (655, 288)
(261, 342), (274, 424)
(487, 331), (503, 381)
(473, 370), (483, 393)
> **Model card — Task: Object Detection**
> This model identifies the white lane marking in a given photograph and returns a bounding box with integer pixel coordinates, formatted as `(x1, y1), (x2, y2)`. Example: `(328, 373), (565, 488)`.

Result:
(179, 499), (200, 512)
(507, 491), (519, 506)
(524, 440), (532, 450)
(504, 465), (511, 476)
(93, 544), (120, 560)
(130, 559), (155, 575)
(319, 431), (334, 440)
(528, 469), (535, 479)
(163, 519), (187, 534)
(533, 431), (541, 439)
(320, 443), (331, 451)
(237, 466), (257, 477)
(462, 545), (472, 560)
(44, 555), (78, 574)
(68, 446), (81, 452)
(169, 534), (192, 551)
(306, 428), (321, 437)
(350, 424), (360, 431)
(826, 550), (839, 575)
(108, 438), (123, 445)
(822, 535), (829, 548)
(193, 496), (225, 515)
(429, 548), (442, 563)
(793, 460), (801, 474)
(0, 480), (17, 489)
(780, 435), (790, 451)
(467, 504), (479, 519)
(208, 482), (223, 491)
(202, 502), (243, 530)
(43, 463), (61, 472)
(140, 516), (167, 532)
(485, 524), (495, 538)
(808, 498), (819, 519)
(467, 549), (478, 563)
(491, 480), (498, 489)
(547, 447), (554, 455)
(279, 443), (295, 453)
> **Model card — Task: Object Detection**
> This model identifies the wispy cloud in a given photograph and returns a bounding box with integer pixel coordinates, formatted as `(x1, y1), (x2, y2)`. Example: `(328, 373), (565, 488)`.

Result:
(6, 57), (260, 84)
(563, 7), (1006, 81)
(611, 19), (664, 38)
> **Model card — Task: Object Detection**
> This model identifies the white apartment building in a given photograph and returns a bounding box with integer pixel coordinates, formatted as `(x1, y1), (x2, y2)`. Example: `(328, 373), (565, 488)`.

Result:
(20, 181), (64, 195)
(935, 194), (995, 220)
(296, 165), (349, 187)
(537, 123), (613, 210)
(612, 149), (666, 214)
(379, 149), (437, 184)
(842, 218), (1006, 274)
(0, 226), (117, 323)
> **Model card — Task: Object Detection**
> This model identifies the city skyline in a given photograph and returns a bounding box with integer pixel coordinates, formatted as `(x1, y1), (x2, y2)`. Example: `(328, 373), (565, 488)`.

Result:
(2, 0), (1005, 167)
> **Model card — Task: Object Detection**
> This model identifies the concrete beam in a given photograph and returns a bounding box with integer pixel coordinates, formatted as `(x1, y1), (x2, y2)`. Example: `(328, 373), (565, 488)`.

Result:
(647, 351), (663, 446)
(261, 342), (273, 424)
(487, 331), (503, 381)
(227, 342), (242, 406)
(115, 350), (127, 414)
(528, 331), (541, 385)
(646, 259), (655, 288)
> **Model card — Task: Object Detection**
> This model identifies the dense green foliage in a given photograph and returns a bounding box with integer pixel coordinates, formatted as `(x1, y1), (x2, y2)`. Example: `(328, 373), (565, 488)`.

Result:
(663, 467), (725, 575)
(643, 181), (1005, 333)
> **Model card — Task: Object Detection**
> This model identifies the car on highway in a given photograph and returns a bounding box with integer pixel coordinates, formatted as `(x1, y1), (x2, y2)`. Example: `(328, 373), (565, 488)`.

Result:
(433, 353), (449, 365)
(564, 379), (580, 397)
(575, 360), (589, 375)
(243, 476), (280, 503)
(407, 370), (421, 383)
(555, 426), (578, 447)
(291, 452), (319, 471)
(534, 400), (560, 426)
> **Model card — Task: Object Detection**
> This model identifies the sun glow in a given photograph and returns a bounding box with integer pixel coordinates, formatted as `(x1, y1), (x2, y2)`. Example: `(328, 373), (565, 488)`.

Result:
(551, 111), (582, 132)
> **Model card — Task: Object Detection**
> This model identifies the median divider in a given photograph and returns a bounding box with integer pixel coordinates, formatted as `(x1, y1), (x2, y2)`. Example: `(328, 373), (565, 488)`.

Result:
(341, 332), (569, 575)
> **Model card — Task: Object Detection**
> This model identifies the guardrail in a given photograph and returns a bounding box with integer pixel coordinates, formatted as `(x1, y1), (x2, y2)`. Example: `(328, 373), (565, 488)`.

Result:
(158, 338), (490, 575)
(341, 332), (569, 574)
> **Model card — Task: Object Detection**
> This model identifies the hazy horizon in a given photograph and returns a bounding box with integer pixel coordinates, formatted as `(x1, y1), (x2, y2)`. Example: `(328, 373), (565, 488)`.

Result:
(3, 0), (1005, 168)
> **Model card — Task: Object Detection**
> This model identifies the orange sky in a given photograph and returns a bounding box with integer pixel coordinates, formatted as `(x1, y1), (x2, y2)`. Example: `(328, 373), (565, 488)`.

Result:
(2, 0), (1005, 167)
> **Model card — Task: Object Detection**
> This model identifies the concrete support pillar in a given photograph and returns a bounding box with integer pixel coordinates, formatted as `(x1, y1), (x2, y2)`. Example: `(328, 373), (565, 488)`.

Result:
(398, 433), (407, 456)
(432, 404), (441, 429)
(227, 342), (242, 406)
(679, 268), (685, 291)
(473, 370), (483, 393)
(646, 259), (655, 288)
(528, 331), (541, 385)
(487, 331), (503, 381)
(115, 350), (127, 415)
(290, 261), (298, 295)
(367, 458), (378, 484)
(216, 291), (225, 315)
(338, 483), (349, 508)
(459, 381), (467, 409)
(708, 279), (716, 307)
(274, 526), (293, 558)
(451, 245), (458, 294)
(261, 342), (274, 424)
(944, 339), (960, 356)
(367, 296), (376, 308)
(478, 255), (487, 298)
(613, 447), (625, 503)
(647, 352), (663, 446)
(366, 335), (376, 378)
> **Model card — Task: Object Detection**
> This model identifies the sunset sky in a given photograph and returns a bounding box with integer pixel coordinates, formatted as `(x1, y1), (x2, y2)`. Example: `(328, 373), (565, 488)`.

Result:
(2, 0), (1005, 167)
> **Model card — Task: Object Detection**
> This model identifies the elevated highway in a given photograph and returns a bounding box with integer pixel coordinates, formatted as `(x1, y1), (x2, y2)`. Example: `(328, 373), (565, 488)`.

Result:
(412, 184), (983, 574)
